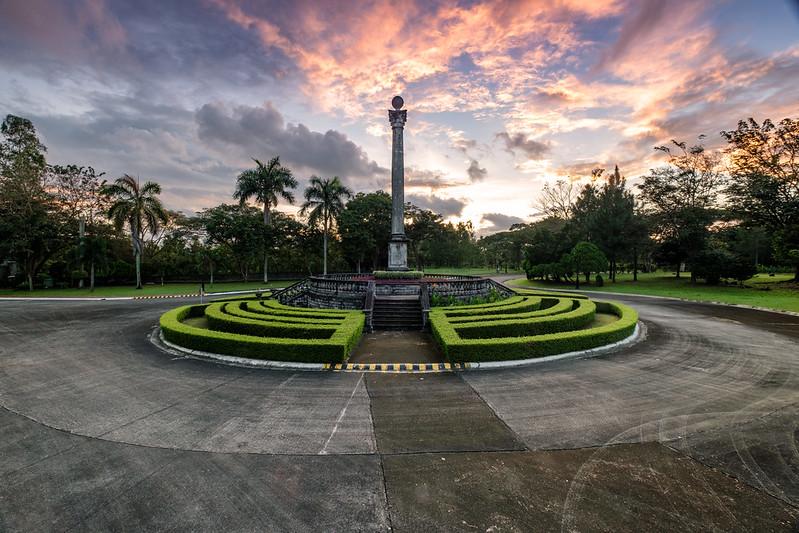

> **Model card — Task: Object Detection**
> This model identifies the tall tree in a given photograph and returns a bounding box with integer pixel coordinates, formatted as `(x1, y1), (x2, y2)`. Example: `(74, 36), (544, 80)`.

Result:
(0, 115), (71, 290)
(233, 157), (297, 283)
(72, 235), (109, 292)
(102, 175), (169, 289)
(198, 204), (264, 283)
(534, 179), (578, 220)
(638, 139), (725, 281)
(300, 175), (352, 275)
(0, 115), (47, 188)
(589, 166), (636, 282)
(337, 191), (392, 272)
(405, 203), (443, 270)
(722, 114), (799, 280)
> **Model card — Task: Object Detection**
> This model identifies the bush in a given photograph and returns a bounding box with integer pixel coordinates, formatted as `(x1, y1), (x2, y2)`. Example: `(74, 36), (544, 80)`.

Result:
(691, 248), (730, 285)
(429, 297), (638, 363)
(595, 274), (604, 287)
(692, 249), (757, 285)
(453, 299), (596, 340)
(372, 270), (424, 280)
(160, 302), (365, 364)
(727, 258), (757, 286)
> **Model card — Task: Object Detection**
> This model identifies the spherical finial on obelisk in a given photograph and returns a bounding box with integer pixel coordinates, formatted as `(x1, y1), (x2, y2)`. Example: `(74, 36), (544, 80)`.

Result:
(387, 96), (409, 271)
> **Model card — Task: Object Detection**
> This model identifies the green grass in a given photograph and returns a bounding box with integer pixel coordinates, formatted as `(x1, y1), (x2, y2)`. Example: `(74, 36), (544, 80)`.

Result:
(423, 267), (525, 276)
(508, 272), (799, 313)
(0, 280), (295, 298)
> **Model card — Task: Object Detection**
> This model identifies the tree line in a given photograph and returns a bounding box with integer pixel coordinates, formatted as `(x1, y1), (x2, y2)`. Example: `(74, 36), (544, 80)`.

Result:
(482, 114), (799, 286)
(1, 110), (797, 291)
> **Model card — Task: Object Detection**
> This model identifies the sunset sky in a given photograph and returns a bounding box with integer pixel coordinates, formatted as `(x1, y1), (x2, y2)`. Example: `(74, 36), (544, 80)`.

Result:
(2, 0), (798, 234)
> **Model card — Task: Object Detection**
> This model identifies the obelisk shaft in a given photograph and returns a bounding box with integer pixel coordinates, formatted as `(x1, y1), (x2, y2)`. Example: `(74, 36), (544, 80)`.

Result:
(387, 103), (409, 271)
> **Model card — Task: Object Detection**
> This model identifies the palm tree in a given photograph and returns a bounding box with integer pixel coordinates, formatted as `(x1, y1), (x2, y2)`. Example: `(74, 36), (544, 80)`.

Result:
(103, 175), (168, 289)
(233, 157), (297, 283)
(300, 176), (352, 275)
(72, 235), (109, 293)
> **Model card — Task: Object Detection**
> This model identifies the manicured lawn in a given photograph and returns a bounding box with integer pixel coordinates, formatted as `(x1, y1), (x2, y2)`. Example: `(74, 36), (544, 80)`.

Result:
(507, 272), (799, 313)
(0, 280), (295, 298)
(424, 267), (525, 276)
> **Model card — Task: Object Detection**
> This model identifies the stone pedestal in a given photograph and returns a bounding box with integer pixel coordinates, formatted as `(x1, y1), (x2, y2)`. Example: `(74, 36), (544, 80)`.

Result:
(388, 235), (409, 271)
(388, 97), (409, 271)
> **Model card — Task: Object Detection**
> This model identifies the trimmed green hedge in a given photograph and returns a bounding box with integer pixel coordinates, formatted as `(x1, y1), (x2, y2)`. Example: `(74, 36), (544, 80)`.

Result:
(205, 302), (336, 339)
(228, 302), (342, 325)
(372, 270), (424, 280)
(430, 298), (638, 363)
(453, 299), (595, 339)
(243, 300), (348, 319)
(159, 302), (364, 364)
(515, 288), (589, 300)
(445, 297), (575, 325)
(438, 296), (541, 318)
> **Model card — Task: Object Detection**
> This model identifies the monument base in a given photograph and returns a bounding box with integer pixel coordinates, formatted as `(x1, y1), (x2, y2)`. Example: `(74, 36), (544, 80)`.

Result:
(387, 236), (409, 271)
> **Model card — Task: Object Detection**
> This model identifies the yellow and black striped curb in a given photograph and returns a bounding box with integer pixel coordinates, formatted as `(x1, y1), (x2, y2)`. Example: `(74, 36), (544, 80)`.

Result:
(132, 293), (200, 300)
(323, 362), (470, 373)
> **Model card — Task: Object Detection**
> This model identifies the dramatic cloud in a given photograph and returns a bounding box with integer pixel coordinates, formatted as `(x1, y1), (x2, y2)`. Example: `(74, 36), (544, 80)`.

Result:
(195, 101), (386, 180)
(480, 213), (527, 232)
(2, 0), (797, 230)
(495, 132), (551, 160)
(406, 194), (467, 218)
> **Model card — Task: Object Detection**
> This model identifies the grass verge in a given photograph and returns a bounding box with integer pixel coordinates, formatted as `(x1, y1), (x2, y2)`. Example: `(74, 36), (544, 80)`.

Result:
(0, 280), (295, 298)
(507, 272), (799, 313)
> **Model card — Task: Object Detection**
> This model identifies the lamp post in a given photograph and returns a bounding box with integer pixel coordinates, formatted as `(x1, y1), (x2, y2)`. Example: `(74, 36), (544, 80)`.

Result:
(387, 95), (409, 271)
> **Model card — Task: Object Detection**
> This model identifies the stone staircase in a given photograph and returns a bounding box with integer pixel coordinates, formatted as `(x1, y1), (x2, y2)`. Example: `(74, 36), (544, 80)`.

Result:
(371, 296), (424, 330)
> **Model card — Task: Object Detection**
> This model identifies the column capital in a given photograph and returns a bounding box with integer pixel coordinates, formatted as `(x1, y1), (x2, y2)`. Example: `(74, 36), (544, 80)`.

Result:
(388, 109), (407, 128)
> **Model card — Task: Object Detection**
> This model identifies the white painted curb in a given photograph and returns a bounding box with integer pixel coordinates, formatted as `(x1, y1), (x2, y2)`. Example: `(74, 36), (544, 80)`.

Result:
(467, 322), (647, 370)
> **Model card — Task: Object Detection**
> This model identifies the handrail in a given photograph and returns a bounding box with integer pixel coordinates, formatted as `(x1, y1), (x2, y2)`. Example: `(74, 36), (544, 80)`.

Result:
(485, 278), (517, 298)
(419, 281), (430, 328)
(364, 280), (376, 331)
(273, 277), (311, 304)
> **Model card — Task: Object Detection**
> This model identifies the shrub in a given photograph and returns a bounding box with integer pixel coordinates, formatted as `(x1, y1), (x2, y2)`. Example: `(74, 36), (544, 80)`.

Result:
(160, 302), (364, 364)
(372, 270), (424, 280)
(595, 274), (604, 287)
(429, 297), (638, 363)
(453, 299), (596, 340)
(726, 258), (757, 286)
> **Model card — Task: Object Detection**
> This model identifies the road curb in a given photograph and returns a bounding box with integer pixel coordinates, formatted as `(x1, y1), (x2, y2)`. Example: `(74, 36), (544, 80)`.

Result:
(151, 322), (646, 373)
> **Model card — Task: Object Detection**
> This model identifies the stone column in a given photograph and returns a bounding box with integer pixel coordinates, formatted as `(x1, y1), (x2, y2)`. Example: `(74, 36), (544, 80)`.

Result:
(387, 95), (409, 271)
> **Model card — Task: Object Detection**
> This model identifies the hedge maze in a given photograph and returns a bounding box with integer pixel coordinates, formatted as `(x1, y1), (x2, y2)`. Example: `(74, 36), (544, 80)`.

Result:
(159, 289), (638, 368)
(429, 292), (638, 363)
(159, 297), (364, 364)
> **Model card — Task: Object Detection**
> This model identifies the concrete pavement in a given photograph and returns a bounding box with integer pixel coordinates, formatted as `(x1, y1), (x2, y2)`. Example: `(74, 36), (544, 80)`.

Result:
(0, 296), (798, 531)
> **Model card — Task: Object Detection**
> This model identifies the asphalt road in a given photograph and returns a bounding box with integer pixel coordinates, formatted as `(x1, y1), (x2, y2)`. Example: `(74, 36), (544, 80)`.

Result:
(0, 293), (797, 532)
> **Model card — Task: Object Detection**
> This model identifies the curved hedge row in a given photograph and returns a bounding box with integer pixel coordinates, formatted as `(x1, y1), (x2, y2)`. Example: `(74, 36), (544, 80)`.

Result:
(447, 297), (570, 324)
(430, 297), (638, 363)
(160, 299), (364, 364)
(222, 302), (342, 326)
(242, 300), (348, 319)
(440, 295), (542, 318)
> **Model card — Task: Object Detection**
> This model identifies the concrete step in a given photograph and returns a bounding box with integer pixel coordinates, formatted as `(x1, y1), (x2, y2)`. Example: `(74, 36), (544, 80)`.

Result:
(372, 297), (423, 330)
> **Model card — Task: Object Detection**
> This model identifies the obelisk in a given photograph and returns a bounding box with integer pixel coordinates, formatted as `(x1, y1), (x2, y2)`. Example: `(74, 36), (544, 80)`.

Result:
(387, 95), (409, 271)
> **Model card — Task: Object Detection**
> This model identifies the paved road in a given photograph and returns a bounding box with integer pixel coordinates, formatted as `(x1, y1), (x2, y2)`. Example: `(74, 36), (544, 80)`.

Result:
(0, 294), (797, 531)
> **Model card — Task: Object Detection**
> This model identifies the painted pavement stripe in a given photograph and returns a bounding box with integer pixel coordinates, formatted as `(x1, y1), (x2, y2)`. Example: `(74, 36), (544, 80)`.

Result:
(323, 362), (470, 373)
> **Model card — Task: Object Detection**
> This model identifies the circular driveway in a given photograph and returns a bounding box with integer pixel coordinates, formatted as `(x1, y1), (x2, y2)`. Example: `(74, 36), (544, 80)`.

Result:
(0, 294), (797, 531)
